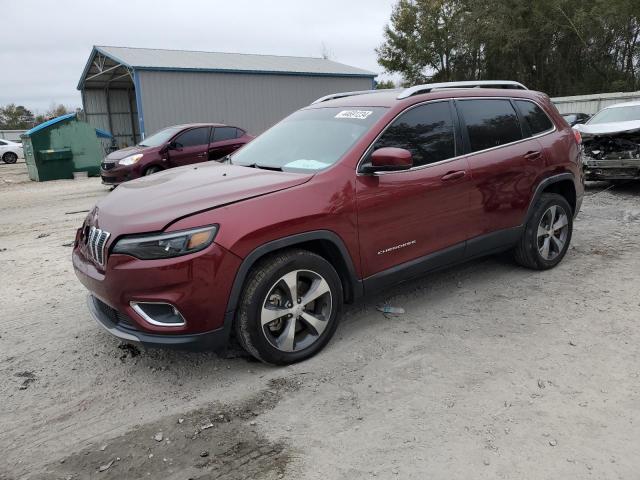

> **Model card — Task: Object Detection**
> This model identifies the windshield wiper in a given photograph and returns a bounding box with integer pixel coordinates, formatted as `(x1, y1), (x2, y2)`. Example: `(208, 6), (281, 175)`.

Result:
(239, 162), (282, 171)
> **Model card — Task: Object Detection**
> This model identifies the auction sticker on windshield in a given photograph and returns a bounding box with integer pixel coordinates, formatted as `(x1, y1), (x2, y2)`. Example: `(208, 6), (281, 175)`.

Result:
(335, 110), (373, 120)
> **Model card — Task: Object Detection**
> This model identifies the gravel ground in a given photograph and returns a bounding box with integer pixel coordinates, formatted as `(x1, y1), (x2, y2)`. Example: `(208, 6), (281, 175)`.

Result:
(1, 159), (639, 480)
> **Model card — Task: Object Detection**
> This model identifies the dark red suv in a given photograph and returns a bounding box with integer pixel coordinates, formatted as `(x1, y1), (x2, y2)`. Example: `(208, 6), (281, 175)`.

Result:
(74, 81), (584, 365)
(100, 123), (253, 185)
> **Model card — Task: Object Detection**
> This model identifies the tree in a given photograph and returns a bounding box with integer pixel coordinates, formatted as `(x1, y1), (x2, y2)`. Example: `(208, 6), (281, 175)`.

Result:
(45, 103), (70, 119)
(0, 104), (35, 129)
(377, 0), (640, 96)
(376, 79), (397, 89)
(320, 42), (332, 60)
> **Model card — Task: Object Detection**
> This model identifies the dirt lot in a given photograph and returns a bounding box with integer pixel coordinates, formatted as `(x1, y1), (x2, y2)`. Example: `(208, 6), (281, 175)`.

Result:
(1, 159), (639, 480)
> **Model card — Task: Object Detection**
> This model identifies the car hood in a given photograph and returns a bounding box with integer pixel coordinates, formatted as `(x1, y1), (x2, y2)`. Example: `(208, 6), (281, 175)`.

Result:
(105, 145), (152, 161)
(93, 162), (313, 236)
(574, 120), (640, 137)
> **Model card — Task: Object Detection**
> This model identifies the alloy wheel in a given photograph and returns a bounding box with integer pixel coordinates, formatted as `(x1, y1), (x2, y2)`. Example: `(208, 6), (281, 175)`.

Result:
(537, 205), (569, 261)
(260, 269), (333, 353)
(3, 152), (17, 164)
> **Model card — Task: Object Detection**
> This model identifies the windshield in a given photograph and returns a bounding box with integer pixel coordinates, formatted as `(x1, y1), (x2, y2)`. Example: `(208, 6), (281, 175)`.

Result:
(138, 126), (183, 147)
(588, 106), (640, 125)
(231, 107), (387, 172)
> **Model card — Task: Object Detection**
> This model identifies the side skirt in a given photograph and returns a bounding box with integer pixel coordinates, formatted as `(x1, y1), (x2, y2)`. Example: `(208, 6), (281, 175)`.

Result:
(362, 226), (522, 295)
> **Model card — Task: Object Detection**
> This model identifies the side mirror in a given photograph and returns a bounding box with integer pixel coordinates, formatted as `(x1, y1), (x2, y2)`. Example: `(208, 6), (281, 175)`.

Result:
(362, 147), (413, 174)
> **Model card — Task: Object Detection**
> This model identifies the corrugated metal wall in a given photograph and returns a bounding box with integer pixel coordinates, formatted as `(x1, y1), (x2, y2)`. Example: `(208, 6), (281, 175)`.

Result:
(552, 91), (640, 114)
(82, 88), (139, 147)
(0, 130), (26, 142)
(137, 71), (373, 136)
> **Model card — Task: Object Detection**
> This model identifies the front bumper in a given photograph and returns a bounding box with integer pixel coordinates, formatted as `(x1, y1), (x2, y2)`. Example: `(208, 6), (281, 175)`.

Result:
(100, 163), (141, 185)
(583, 157), (640, 180)
(87, 295), (230, 350)
(73, 240), (242, 345)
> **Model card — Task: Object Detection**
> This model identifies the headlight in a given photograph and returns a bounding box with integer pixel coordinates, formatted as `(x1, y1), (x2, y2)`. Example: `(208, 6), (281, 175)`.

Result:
(112, 226), (218, 259)
(119, 153), (144, 166)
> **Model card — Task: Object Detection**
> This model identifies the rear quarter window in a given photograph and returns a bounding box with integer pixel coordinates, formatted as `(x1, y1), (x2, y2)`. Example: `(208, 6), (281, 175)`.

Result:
(515, 100), (554, 135)
(457, 99), (523, 153)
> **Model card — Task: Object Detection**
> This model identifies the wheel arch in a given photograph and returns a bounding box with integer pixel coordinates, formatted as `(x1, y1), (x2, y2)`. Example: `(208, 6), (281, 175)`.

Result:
(224, 231), (363, 320)
(525, 173), (576, 223)
(143, 163), (163, 175)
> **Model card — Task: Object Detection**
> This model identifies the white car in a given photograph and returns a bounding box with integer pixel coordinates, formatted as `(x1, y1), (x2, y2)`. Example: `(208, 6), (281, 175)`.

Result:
(0, 139), (24, 164)
(573, 101), (640, 181)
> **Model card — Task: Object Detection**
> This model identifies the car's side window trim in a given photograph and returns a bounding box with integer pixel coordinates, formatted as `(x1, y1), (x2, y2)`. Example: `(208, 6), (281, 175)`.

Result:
(175, 126), (211, 148)
(450, 99), (465, 158)
(356, 96), (558, 176)
(455, 98), (525, 155)
(512, 99), (556, 138)
(357, 99), (459, 175)
(454, 97), (557, 159)
(511, 99), (533, 138)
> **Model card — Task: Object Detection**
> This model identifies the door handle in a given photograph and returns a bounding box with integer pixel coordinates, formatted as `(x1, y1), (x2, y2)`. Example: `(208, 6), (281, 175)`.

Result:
(441, 170), (466, 181)
(524, 150), (541, 160)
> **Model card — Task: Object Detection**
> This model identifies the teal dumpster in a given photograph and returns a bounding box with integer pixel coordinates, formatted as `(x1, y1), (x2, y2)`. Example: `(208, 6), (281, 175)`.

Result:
(21, 113), (111, 181)
(24, 148), (74, 181)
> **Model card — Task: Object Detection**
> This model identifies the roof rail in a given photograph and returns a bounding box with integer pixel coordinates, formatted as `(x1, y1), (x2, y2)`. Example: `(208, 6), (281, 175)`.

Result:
(311, 89), (382, 105)
(397, 80), (528, 100)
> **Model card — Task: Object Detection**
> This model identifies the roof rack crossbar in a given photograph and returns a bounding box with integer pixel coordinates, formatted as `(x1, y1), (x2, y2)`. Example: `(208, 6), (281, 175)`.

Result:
(397, 81), (528, 100)
(311, 89), (381, 105)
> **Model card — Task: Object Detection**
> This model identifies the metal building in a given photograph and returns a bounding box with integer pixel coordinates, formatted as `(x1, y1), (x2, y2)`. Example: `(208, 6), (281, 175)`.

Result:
(77, 46), (376, 147)
(552, 90), (640, 115)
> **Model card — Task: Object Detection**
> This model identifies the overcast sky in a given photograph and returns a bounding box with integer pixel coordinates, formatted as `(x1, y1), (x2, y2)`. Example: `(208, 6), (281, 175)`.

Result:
(1, 0), (397, 113)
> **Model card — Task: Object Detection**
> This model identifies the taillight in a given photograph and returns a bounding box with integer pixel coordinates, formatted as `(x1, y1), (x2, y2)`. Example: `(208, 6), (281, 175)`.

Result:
(573, 128), (582, 145)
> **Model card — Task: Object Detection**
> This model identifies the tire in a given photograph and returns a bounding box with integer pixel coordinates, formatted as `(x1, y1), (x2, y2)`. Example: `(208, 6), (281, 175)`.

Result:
(513, 193), (573, 270)
(2, 152), (18, 164)
(144, 166), (161, 176)
(235, 249), (343, 365)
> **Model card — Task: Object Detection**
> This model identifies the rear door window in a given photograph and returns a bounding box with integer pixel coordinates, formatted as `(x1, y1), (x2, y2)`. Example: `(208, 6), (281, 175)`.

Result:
(212, 127), (238, 142)
(371, 101), (456, 167)
(457, 99), (523, 153)
(174, 127), (210, 148)
(515, 100), (554, 135)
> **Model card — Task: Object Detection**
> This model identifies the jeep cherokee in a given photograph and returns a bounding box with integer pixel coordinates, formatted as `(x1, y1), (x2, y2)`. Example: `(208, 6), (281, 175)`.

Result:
(73, 80), (584, 365)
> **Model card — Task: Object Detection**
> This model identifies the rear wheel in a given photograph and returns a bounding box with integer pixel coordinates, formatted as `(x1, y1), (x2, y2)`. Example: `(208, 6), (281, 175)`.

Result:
(235, 249), (342, 365)
(144, 166), (161, 176)
(2, 152), (18, 164)
(514, 193), (573, 270)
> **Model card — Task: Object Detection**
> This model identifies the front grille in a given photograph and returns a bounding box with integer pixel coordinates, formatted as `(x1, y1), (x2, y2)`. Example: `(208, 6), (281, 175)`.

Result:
(93, 297), (138, 331)
(86, 226), (110, 266)
(101, 162), (116, 171)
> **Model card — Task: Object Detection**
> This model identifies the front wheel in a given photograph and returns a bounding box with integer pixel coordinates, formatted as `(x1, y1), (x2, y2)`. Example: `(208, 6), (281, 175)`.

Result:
(235, 249), (343, 365)
(513, 193), (573, 270)
(144, 166), (161, 176)
(2, 152), (18, 164)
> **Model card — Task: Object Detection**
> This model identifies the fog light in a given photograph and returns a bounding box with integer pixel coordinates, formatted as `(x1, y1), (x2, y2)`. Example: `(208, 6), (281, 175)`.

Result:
(130, 302), (186, 326)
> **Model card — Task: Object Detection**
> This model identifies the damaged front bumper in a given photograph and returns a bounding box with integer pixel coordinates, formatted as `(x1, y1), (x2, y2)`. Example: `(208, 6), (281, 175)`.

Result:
(583, 157), (640, 180)
(578, 126), (640, 181)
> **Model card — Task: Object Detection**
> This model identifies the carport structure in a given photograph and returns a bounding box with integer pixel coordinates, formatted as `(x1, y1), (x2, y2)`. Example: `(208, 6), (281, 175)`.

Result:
(78, 47), (141, 147)
(77, 46), (376, 148)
